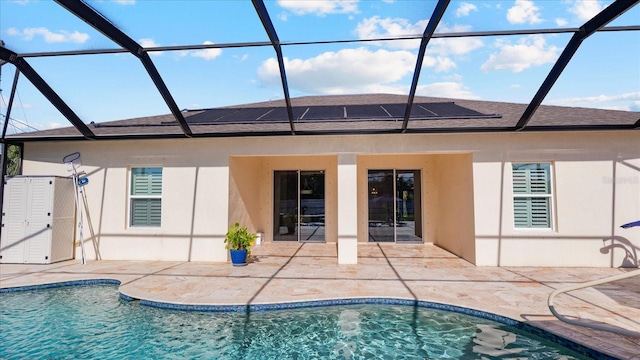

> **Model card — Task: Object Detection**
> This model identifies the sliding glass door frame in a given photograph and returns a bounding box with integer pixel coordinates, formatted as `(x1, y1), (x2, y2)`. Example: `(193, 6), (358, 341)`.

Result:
(273, 170), (325, 242)
(367, 169), (422, 243)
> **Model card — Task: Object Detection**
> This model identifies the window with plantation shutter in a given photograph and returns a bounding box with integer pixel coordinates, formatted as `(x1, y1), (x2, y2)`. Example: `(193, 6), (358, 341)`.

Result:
(512, 163), (552, 229)
(130, 167), (162, 227)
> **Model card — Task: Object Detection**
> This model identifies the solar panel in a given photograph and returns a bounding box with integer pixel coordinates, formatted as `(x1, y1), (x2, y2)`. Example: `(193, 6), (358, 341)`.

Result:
(346, 105), (391, 119)
(184, 108), (237, 124)
(216, 107), (277, 123)
(258, 107), (306, 122)
(379, 104), (406, 118)
(409, 104), (439, 117)
(180, 102), (499, 126)
(301, 106), (345, 120)
(418, 102), (486, 118)
(377, 102), (495, 119)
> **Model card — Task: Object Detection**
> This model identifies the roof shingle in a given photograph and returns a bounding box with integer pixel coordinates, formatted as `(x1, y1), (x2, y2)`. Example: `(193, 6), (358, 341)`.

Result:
(7, 94), (639, 141)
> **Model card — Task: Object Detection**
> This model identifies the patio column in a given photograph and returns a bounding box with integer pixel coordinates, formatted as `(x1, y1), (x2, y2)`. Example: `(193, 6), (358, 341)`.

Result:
(190, 164), (229, 262)
(337, 153), (358, 264)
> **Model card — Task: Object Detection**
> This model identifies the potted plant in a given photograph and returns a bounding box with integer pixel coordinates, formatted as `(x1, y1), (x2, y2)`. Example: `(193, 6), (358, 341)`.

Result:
(283, 213), (297, 234)
(224, 222), (257, 266)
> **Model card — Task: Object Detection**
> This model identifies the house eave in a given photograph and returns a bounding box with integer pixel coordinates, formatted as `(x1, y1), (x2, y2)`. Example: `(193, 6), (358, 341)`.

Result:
(5, 124), (637, 143)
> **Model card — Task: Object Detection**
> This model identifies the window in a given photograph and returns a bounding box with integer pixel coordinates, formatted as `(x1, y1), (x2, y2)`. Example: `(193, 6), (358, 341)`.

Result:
(512, 163), (552, 229)
(130, 167), (162, 227)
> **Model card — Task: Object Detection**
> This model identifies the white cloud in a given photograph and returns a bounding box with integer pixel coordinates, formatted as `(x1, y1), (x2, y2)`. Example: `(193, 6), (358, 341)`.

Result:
(456, 2), (478, 17)
(353, 19), (482, 77)
(355, 18), (484, 57)
(481, 35), (559, 72)
(555, 18), (568, 26)
(9, 27), (89, 43)
(568, 0), (604, 21)
(431, 24), (484, 56)
(191, 42), (222, 60)
(113, 0), (135, 4)
(547, 92), (640, 110)
(354, 16), (426, 49)
(178, 41), (222, 60)
(139, 38), (159, 47)
(507, 0), (543, 24)
(258, 47), (416, 94)
(430, 36), (484, 57)
(139, 38), (162, 56)
(277, 0), (359, 16)
(423, 56), (457, 73)
(415, 81), (479, 99)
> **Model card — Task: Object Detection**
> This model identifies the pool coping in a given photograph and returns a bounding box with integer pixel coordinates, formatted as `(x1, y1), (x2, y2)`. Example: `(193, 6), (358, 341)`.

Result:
(0, 278), (619, 360)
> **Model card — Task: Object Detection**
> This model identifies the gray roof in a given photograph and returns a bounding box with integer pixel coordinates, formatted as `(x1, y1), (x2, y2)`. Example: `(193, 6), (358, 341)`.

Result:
(7, 94), (639, 141)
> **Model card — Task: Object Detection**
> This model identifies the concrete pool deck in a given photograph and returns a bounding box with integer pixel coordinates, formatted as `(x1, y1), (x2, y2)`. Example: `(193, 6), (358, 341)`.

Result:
(1, 243), (639, 359)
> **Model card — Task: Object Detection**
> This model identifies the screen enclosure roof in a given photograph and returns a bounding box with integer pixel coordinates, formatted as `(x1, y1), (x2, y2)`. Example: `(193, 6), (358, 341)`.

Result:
(1, 0), (639, 142)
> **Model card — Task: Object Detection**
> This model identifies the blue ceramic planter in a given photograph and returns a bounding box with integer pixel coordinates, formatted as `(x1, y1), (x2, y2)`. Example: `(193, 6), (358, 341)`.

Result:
(229, 249), (248, 266)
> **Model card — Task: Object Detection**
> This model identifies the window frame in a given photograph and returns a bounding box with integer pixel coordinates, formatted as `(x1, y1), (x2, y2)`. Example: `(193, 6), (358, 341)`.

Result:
(511, 162), (554, 230)
(128, 166), (163, 228)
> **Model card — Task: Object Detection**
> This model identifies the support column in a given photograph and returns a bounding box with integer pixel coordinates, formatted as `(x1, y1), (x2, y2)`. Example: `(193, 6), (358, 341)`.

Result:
(337, 153), (358, 264)
(190, 164), (229, 262)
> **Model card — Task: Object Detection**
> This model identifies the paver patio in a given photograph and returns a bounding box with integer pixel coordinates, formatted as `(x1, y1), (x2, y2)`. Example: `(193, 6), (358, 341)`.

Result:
(1, 243), (639, 359)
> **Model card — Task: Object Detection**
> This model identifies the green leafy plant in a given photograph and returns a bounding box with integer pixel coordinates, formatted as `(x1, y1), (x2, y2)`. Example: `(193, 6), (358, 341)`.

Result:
(5, 144), (21, 176)
(224, 222), (257, 257)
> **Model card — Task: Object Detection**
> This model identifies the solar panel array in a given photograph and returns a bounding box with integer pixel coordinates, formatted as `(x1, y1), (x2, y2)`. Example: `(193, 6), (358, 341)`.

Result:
(181, 102), (499, 125)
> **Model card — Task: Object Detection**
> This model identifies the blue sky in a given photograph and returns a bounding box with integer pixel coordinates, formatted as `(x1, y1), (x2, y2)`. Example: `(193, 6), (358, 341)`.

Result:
(0, 0), (639, 133)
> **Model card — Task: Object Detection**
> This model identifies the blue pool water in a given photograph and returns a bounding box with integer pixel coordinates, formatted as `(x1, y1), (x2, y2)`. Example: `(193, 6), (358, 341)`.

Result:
(1, 284), (599, 359)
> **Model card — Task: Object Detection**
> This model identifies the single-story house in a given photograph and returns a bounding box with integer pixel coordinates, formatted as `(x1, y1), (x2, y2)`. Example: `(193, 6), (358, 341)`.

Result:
(2, 94), (639, 267)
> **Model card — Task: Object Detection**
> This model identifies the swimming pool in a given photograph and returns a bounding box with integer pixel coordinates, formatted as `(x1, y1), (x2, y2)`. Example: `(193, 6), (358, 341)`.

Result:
(1, 283), (604, 359)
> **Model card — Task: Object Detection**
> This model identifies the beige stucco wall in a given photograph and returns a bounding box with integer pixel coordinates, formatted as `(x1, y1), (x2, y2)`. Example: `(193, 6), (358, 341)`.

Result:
(20, 139), (231, 262)
(473, 132), (640, 267)
(17, 130), (640, 267)
(434, 154), (476, 264)
(229, 155), (338, 243)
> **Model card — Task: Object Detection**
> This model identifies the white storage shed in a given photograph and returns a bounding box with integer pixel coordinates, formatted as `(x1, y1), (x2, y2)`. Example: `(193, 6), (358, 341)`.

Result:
(0, 176), (76, 264)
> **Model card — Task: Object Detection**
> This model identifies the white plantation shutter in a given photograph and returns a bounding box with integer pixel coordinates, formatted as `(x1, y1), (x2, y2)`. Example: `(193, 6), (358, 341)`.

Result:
(512, 169), (529, 193)
(130, 167), (162, 226)
(132, 168), (162, 195)
(512, 163), (551, 228)
(131, 199), (161, 226)
(513, 197), (550, 228)
(529, 168), (550, 194)
(513, 197), (530, 227)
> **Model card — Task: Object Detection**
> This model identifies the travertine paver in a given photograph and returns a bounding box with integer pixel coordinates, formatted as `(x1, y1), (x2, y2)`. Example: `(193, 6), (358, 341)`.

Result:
(1, 243), (639, 359)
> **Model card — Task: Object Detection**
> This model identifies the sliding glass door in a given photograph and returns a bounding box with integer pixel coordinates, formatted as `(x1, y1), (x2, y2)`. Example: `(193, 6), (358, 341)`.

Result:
(273, 170), (325, 242)
(274, 171), (297, 241)
(368, 170), (395, 242)
(368, 169), (422, 243)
